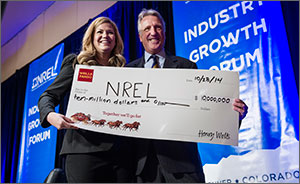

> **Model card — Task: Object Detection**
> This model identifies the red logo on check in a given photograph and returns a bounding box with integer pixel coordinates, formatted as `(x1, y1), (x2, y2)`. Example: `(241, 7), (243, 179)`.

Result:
(78, 68), (94, 82)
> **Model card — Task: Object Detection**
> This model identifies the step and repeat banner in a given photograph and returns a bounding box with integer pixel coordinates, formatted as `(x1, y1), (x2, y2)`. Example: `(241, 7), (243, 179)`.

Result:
(16, 43), (64, 182)
(173, 1), (299, 183)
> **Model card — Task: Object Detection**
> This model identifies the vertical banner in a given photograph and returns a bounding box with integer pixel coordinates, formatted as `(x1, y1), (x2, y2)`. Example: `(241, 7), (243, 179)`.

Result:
(173, 1), (299, 183)
(16, 43), (64, 182)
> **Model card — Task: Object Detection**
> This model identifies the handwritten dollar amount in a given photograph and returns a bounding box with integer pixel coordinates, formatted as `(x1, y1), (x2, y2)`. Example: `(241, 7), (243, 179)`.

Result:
(195, 95), (230, 104)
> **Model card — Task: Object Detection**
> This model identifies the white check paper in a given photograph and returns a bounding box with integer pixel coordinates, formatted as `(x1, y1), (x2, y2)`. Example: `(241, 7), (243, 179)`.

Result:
(66, 65), (240, 145)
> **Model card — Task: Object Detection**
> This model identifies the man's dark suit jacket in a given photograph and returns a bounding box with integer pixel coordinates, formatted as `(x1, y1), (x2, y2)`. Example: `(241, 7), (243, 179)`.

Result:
(38, 54), (133, 156)
(126, 53), (205, 180)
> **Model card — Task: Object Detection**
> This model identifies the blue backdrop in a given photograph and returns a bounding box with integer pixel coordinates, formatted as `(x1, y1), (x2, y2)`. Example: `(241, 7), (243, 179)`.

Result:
(173, 1), (298, 183)
(16, 43), (64, 182)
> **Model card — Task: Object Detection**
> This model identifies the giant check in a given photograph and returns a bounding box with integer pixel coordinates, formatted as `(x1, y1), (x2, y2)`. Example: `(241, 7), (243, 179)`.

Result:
(66, 65), (240, 145)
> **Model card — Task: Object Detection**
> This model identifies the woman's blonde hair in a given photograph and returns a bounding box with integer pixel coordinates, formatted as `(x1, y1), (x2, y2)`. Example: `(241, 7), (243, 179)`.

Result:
(76, 17), (126, 67)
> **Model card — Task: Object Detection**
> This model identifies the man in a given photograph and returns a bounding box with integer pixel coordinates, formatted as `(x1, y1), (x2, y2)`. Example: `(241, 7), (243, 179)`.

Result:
(126, 9), (248, 183)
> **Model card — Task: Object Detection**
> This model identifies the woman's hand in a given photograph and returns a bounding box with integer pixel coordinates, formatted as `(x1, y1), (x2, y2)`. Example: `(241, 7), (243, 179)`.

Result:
(233, 99), (248, 121)
(47, 112), (78, 130)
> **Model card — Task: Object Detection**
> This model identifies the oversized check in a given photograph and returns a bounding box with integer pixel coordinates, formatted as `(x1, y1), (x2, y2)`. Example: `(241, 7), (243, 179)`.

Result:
(66, 65), (240, 145)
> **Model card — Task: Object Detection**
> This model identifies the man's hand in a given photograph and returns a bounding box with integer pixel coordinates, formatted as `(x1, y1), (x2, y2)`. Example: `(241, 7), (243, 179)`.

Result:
(233, 99), (248, 121)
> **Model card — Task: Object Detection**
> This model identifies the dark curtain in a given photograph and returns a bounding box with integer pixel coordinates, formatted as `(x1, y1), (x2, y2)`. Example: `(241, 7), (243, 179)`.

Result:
(1, 65), (29, 183)
(1, 1), (298, 183)
(281, 1), (299, 94)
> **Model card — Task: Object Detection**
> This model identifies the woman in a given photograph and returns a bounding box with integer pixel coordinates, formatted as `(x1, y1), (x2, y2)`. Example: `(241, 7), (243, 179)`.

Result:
(38, 17), (134, 182)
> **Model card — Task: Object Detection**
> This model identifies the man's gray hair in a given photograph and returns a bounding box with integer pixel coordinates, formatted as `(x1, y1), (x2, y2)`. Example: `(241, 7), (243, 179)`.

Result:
(137, 9), (166, 34)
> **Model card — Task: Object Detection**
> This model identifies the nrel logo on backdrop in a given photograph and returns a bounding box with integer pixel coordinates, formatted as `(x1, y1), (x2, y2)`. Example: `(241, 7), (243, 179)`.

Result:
(31, 66), (58, 91)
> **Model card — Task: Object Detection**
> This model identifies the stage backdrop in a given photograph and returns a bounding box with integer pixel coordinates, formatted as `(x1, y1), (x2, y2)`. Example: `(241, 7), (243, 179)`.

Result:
(173, 1), (299, 183)
(16, 43), (64, 182)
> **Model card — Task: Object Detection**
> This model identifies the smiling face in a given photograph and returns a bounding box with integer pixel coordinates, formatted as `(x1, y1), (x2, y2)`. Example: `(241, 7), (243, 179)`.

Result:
(93, 22), (116, 55)
(139, 15), (165, 54)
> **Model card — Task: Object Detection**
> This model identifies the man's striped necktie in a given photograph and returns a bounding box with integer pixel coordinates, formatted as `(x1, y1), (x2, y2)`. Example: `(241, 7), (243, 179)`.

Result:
(151, 55), (160, 68)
